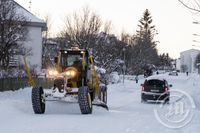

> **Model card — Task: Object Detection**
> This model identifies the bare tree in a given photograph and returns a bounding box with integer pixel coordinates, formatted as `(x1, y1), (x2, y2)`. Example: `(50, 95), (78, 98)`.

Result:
(43, 14), (52, 41)
(60, 7), (121, 72)
(0, 0), (28, 69)
(178, 0), (200, 12)
(103, 21), (112, 34)
(121, 32), (136, 45)
(60, 7), (103, 49)
(42, 14), (54, 68)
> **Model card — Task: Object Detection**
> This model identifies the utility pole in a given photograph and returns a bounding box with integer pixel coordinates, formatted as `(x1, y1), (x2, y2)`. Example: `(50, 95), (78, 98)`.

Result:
(122, 48), (126, 84)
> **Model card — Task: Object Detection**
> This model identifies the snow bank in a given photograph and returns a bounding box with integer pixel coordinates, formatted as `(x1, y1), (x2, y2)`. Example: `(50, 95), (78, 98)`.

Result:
(0, 73), (200, 133)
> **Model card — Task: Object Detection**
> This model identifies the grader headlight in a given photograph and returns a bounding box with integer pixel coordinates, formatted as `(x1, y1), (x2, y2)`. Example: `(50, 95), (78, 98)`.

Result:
(48, 70), (58, 76)
(65, 70), (76, 77)
(53, 71), (58, 75)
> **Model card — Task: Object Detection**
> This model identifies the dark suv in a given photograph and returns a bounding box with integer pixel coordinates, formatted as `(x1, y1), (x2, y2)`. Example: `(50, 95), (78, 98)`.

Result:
(141, 79), (172, 103)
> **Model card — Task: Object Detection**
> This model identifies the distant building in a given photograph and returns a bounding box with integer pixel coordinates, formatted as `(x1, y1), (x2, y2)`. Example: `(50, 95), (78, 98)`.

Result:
(171, 58), (180, 71)
(11, 1), (46, 72)
(180, 49), (200, 73)
(175, 58), (181, 71)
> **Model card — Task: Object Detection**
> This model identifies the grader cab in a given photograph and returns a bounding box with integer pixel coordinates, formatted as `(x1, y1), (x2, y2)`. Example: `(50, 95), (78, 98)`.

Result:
(30, 47), (108, 114)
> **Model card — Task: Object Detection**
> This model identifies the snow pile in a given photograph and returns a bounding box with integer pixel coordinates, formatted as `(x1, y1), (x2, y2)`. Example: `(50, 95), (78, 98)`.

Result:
(109, 72), (121, 84)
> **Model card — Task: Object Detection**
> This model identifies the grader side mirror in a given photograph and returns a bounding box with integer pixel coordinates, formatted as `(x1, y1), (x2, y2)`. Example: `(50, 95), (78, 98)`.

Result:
(54, 57), (58, 64)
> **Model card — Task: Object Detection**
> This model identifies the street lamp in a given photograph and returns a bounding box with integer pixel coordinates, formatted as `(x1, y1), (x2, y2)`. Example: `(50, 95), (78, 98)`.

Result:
(122, 48), (126, 84)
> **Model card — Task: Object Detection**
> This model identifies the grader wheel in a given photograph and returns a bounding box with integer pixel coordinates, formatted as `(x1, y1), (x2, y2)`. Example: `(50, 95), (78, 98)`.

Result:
(78, 87), (92, 114)
(32, 87), (45, 114)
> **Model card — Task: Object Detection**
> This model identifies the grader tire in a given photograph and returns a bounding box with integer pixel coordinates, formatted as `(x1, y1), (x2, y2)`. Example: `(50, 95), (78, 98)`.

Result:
(78, 87), (92, 114)
(32, 87), (45, 114)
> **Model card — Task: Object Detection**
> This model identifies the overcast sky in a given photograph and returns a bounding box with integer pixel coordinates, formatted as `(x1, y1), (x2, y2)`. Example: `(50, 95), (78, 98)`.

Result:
(15, 0), (200, 58)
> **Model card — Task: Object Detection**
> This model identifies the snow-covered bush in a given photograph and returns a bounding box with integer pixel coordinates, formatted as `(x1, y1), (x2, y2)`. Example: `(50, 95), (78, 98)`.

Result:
(96, 67), (109, 84)
(0, 67), (37, 78)
(109, 72), (121, 84)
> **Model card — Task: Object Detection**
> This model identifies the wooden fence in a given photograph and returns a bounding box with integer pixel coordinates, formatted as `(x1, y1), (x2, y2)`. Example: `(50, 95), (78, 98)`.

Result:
(0, 77), (54, 91)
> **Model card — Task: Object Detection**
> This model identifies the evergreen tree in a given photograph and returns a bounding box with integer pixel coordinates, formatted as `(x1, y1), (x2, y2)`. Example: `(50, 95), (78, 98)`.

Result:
(131, 9), (159, 74)
(158, 53), (172, 70)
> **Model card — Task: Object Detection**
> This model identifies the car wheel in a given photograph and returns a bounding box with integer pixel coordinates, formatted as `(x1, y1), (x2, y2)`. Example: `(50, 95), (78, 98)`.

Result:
(165, 98), (170, 104)
(141, 93), (146, 103)
(141, 98), (147, 103)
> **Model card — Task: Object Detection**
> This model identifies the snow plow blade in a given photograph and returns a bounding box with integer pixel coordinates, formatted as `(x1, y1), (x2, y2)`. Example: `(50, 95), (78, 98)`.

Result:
(92, 99), (109, 110)
(93, 103), (109, 110)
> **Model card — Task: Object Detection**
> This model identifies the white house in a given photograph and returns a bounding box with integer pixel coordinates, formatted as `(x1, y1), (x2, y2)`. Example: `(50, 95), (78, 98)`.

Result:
(15, 1), (46, 72)
(180, 49), (200, 73)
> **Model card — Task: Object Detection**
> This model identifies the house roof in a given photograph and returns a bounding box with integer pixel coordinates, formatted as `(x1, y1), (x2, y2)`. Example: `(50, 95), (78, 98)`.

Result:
(14, 0), (47, 30)
(180, 49), (200, 55)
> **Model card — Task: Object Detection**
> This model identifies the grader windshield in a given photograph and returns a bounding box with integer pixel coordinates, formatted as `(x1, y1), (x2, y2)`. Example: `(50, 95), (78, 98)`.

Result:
(60, 51), (83, 69)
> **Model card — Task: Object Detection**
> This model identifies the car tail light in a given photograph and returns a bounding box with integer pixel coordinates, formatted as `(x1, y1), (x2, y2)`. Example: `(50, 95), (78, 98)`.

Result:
(165, 87), (169, 92)
(141, 86), (144, 92)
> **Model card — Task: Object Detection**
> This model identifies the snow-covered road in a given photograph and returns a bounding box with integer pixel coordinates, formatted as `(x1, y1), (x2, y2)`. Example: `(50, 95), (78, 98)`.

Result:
(0, 73), (200, 133)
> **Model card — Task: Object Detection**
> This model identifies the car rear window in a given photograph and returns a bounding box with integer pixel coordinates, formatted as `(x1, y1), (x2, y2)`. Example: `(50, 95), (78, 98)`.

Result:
(145, 80), (164, 87)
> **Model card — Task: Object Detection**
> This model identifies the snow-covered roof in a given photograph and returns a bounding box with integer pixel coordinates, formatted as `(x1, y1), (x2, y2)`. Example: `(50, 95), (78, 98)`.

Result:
(14, 0), (46, 28)
(180, 49), (200, 55)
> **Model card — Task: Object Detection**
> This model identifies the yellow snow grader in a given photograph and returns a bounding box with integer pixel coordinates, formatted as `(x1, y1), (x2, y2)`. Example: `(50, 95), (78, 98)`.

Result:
(26, 47), (108, 114)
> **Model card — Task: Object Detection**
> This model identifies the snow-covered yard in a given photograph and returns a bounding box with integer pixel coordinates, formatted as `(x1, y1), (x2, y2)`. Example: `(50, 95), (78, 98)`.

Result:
(0, 73), (200, 133)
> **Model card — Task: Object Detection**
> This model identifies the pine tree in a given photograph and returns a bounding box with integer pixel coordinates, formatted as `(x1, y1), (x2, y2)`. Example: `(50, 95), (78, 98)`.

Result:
(131, 9), (159, 74)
